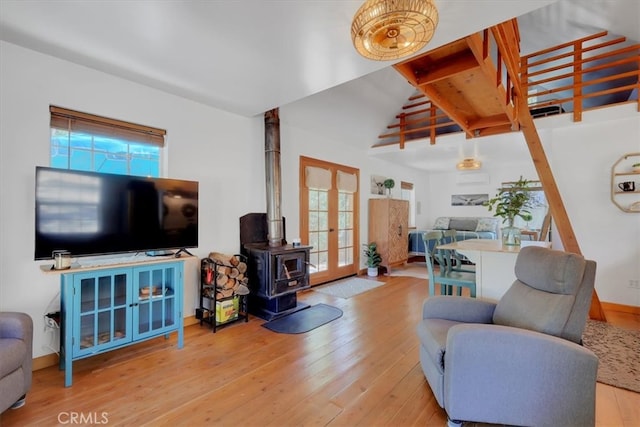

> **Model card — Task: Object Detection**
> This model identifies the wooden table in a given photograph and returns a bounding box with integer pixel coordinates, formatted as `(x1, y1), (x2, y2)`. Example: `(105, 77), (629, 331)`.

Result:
(436, 239), (551, 301)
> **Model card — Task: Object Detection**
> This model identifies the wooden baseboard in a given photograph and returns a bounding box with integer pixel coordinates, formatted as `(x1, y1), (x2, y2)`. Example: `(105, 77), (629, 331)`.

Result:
(32, 315), (200, 371)
(601, 301), (640, 315)
(33, 353), (59, 371)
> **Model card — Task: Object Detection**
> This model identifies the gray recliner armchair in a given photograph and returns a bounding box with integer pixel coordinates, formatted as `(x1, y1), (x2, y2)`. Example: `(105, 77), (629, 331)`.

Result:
(416, 246), (598, 427)
(0, 312), (33, 413)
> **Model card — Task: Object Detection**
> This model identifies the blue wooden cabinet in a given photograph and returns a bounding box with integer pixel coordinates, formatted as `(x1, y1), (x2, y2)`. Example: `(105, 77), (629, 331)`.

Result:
(59, 260), (184, 386)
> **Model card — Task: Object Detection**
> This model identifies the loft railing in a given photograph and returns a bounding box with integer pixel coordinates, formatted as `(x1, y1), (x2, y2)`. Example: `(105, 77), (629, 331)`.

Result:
(521, 31), (640, 122)
(378, 27), (639, 148)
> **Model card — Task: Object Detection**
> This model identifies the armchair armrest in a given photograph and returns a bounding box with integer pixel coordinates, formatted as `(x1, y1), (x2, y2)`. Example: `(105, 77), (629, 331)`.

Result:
(0, 312), (33, 341)
(444, 323), (598, 426)
(0, 312), (34, 393)
(422, 296), (496, 323)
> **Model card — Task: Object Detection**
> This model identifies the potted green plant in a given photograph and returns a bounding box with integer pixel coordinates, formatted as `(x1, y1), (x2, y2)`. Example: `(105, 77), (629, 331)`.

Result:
(484, 176), (534, 245)
(383, 178), (395, 197)
(363, 242), (382, 276)
(632, 162), (640, 172)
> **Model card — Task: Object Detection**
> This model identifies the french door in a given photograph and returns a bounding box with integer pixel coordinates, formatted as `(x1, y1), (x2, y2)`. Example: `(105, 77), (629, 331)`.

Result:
(299, 156), (359, 286)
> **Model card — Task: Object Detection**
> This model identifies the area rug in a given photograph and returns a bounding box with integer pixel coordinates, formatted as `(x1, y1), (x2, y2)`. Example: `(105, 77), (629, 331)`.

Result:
(262, 304), (343, 334)
(389, 262), (428, 280)
(313, 277), (384, 299)
(582, 319), (640, 393)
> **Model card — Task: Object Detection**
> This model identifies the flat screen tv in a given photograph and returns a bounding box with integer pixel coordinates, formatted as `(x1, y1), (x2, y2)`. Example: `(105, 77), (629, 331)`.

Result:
(34, 166), (198, 260)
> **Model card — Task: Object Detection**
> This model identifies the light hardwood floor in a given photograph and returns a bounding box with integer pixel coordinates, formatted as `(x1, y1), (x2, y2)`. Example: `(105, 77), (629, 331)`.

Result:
(1, 274), (638, 426)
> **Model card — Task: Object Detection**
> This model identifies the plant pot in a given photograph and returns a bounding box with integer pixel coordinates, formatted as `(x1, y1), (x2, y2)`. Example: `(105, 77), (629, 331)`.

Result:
(502, 226), (521, 246)
(367, 267), (379, 277)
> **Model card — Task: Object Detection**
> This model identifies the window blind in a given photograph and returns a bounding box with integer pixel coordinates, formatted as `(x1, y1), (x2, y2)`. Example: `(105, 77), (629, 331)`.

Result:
(50, 106), (165, 147)
(305, 166), (332, 190)
(337, 170), (358, 193)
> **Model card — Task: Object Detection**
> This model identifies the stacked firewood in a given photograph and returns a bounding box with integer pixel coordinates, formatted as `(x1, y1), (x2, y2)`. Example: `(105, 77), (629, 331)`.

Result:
(204, 252), (249, 299)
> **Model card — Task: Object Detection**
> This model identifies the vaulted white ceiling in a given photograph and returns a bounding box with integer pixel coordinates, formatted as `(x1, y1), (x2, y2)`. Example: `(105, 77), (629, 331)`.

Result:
(1, 0), (637, 171)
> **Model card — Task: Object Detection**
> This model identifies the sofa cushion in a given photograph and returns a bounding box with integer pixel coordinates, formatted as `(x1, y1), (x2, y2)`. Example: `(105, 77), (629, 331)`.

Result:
(515, 246), (586, 295)
(433, 217), (450, 230)
(475, 217), (498, 232)
(493, 247), (587, 340)
(449, 218), (477, 231)
(493, 281), (576, 338)
(0, 338), (26, 378)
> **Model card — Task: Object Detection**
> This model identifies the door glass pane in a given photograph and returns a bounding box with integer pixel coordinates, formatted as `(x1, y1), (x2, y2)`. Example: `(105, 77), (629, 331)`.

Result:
(152, 300), (163, 330)
(80, 278), (95, 313)
(308, 252), (320, 274)
(80, 314), (94, 349)
(138, 270), (150, 294)
(98, 311), (111, 345)
(308, 189), (329, 273)
(152, 269), (163, 290)
(98, 276), (112, 309)
(318, 231), (328, 251)
(165, 298), (175, 326)
(114, 307), (126, 341)
(114, 274), (127, 306)
(318, 211), (328, 231)
(138, 302), (150, 333)
(318, 251), (328, 272)
(339, 247), (353, 266)
(337, 192), (354, 267)
(165, 267), (174, 294)
(309, 211), (318, 231)
(309, 189), (319, 210)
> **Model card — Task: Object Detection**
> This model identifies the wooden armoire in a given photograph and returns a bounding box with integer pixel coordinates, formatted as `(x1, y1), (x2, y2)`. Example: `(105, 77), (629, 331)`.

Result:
(368, 198), (409, 274)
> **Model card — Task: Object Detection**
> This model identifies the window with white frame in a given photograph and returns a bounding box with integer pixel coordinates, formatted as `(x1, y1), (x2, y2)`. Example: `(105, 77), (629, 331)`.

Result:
(50, 106), (164, 177)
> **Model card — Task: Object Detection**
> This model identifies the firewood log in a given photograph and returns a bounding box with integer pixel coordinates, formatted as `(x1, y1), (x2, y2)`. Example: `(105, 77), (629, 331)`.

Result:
(224, 278), (236, 290)
(217, 265), (231, 276)
(219, 288), (234, 298)
(209, 252), (235, 266)
(237, 262), (247, 274)
(216, 274), (229, 287)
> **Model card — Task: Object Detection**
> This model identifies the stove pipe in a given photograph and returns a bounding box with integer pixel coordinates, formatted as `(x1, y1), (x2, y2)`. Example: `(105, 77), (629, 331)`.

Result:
(264, 108), (283, 247)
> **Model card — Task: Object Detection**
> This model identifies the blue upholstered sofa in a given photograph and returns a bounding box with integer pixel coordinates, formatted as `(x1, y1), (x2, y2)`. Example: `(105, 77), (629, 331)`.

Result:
(408, 216), (499, 256)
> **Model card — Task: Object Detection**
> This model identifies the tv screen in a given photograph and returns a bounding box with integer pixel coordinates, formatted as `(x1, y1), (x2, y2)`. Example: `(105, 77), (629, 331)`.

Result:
(34, 166), (198, 260)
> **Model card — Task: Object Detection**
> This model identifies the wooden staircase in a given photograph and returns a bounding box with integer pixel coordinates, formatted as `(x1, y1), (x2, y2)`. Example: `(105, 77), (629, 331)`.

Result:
(389, 18), (640, 321)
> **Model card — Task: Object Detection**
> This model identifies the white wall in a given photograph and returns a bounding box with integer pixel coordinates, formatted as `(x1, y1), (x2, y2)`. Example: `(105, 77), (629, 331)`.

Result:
(541, 106), (640, 306)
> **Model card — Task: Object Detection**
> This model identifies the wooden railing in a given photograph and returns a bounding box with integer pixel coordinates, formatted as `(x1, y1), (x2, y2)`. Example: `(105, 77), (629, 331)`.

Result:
(379, 28), (639, 147)
(522, 31), (640, 122)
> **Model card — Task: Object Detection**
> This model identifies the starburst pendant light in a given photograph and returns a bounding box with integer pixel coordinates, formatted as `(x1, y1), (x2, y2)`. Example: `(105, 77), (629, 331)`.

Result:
(351, 0), (439, 61)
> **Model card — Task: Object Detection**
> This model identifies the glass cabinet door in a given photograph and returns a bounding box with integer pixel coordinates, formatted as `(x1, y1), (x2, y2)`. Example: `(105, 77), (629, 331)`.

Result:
(133, 263), (177, 339)
(73, 268), (131, 356)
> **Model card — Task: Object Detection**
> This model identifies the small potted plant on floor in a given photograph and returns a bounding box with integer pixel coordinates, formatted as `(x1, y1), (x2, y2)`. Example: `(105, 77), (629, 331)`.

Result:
(363, 242), (382, 276)
(484, 176), (534, 246)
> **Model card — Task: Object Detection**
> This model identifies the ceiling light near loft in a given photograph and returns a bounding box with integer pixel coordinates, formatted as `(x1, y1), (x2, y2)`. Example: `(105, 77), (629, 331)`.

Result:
(351, 0), (439, 61)
(456, 158), (482, 171)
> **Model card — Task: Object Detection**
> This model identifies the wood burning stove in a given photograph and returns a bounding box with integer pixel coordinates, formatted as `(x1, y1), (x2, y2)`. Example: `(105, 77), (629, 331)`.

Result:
(240, 213), (311, 320)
